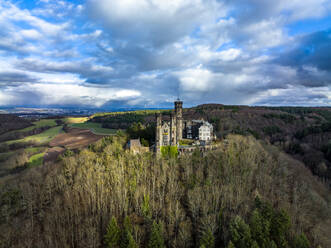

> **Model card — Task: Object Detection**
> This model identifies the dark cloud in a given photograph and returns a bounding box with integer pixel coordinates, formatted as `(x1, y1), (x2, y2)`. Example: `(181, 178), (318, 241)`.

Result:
(255, 89), (329, 106)
(0, 72), (36, 85)
(276, 30), (331, 72)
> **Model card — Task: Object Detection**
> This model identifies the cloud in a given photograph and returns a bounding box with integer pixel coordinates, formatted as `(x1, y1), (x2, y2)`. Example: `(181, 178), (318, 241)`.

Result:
(276, 30), (331, 72)
(0, 82), (141, 107)
(0, 71), (37, 85)
(254, 86), (330, 106)
(0, 0), (331, 108)
(87, 0), (225, 47)
(16, 58), (114, 79)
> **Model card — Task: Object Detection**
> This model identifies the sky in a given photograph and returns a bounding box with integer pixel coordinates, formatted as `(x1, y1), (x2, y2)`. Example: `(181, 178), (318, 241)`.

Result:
(0, 0), (330, 109)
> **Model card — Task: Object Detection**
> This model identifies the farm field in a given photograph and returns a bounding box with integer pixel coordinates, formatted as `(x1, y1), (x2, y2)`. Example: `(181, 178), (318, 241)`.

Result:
(69, 122), (118, 135)
(16, 119), (58, 132)
(27, 152), (45, 167)
(24, 147), (45, 154)
(50, 128), (103, 149)
(6, 126), (64, 145)
(64, 117), (89, 124)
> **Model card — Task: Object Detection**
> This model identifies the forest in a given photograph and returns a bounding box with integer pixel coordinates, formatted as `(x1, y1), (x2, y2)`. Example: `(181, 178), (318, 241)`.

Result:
(1, 134), (330, 247)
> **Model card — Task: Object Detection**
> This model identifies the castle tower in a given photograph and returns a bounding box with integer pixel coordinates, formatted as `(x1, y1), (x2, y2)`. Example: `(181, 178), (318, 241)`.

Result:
(175, 100), (183, 142)
(170, 113), (177, 145)
(155, 113), (162, 153)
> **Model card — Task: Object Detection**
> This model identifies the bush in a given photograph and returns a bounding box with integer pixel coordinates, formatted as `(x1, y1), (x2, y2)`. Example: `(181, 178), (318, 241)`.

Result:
(160, 146), (178, 158)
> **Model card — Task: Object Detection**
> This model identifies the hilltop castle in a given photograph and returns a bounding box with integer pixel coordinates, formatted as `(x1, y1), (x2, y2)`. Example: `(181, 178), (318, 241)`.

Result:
(155, 100), (213, 152)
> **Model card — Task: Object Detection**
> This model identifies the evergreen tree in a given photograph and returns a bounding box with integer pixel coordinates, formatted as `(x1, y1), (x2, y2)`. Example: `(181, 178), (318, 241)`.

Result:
(271, 209), (291, 248)
(126, 232), (138, 248)
(292, 233), (310, 248)
(104, 217), (121, 248)
(269, 240), (277, 248)
(251, 240), (260, 248)
(199, 228), (215, 248)
(120, 216), (138, 248)
(227, 240), (236, 248)
(148, 220), (165, 248)
(250, 209), (271, 248)
(229, 216), (253, 248)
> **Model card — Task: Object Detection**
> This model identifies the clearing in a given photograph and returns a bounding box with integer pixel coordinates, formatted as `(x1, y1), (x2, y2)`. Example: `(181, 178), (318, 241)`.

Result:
(69, 122), (118, 135)
(27, 152), (45, 167)
(64, 117), (89, 124)
(6, 126), (64, 145)
(16, 119), (58, 132)
(49, 127), (103, 149)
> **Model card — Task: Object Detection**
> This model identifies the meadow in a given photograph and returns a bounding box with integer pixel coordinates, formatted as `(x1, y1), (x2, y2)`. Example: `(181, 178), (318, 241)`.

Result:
(15, 119), (58, 132)
(6, 126), (63, 145)
(26, 152), (46, 167)
(69, 122), (118, 135)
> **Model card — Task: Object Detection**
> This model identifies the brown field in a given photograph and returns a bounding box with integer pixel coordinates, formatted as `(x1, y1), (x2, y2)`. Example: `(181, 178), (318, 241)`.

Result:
(49, 128), (103, 149)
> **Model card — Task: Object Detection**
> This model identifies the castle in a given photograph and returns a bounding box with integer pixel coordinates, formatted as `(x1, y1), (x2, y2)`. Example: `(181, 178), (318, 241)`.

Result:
(155, 100), (213, 152)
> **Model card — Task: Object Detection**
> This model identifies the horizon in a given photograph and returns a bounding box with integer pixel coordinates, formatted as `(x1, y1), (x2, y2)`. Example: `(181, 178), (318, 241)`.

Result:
(0, 0), (331, 108)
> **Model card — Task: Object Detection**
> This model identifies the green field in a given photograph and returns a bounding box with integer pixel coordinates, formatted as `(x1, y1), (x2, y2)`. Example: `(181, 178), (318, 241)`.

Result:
(7, 126), (63, 145)
(17, 119), (58, 132)
(69, 122), (118, 135)
(27, 152), (45, 167)
(24, 147), (45, 154)
(64, 117), (89, 124)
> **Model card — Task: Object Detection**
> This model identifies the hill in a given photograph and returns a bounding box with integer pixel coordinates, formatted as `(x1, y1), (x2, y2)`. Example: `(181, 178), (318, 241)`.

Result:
(0, 114), (32, 135)
(0, 135), (330, 247)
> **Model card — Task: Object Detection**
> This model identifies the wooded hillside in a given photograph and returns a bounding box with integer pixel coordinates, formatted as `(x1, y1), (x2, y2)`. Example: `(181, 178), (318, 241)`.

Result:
(1, 135), (330, 247)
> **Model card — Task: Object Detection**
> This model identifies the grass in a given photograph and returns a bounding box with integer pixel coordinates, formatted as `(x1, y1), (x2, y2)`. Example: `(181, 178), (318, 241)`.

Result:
(69, 122), (118, 135)
(24, 147), (45, 154)
(17, 119), (58, 132)
(7, 126), (64, 145)
(27, 152), (45, 167)
(64, 117), (89, 124)
(24, 126), (63, 144)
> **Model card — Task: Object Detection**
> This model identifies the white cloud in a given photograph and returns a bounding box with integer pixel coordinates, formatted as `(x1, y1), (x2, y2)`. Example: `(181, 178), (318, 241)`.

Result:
(175, 66), (213, 92)
(19, 29), (42, 40)
(88, 0), (226, 47)
(0, 83), (141, 107)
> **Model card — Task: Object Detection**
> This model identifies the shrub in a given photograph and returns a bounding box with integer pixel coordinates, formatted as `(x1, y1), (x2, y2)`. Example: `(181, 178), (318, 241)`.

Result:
(160, 146), (178, 158)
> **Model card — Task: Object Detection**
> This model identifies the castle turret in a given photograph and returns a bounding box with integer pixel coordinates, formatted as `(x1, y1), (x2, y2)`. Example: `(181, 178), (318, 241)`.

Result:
(155, 113), (162, 153)
(170, 113), (177, 145)
(175, 100), (183, 118)
(175, 100), (183, 142)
